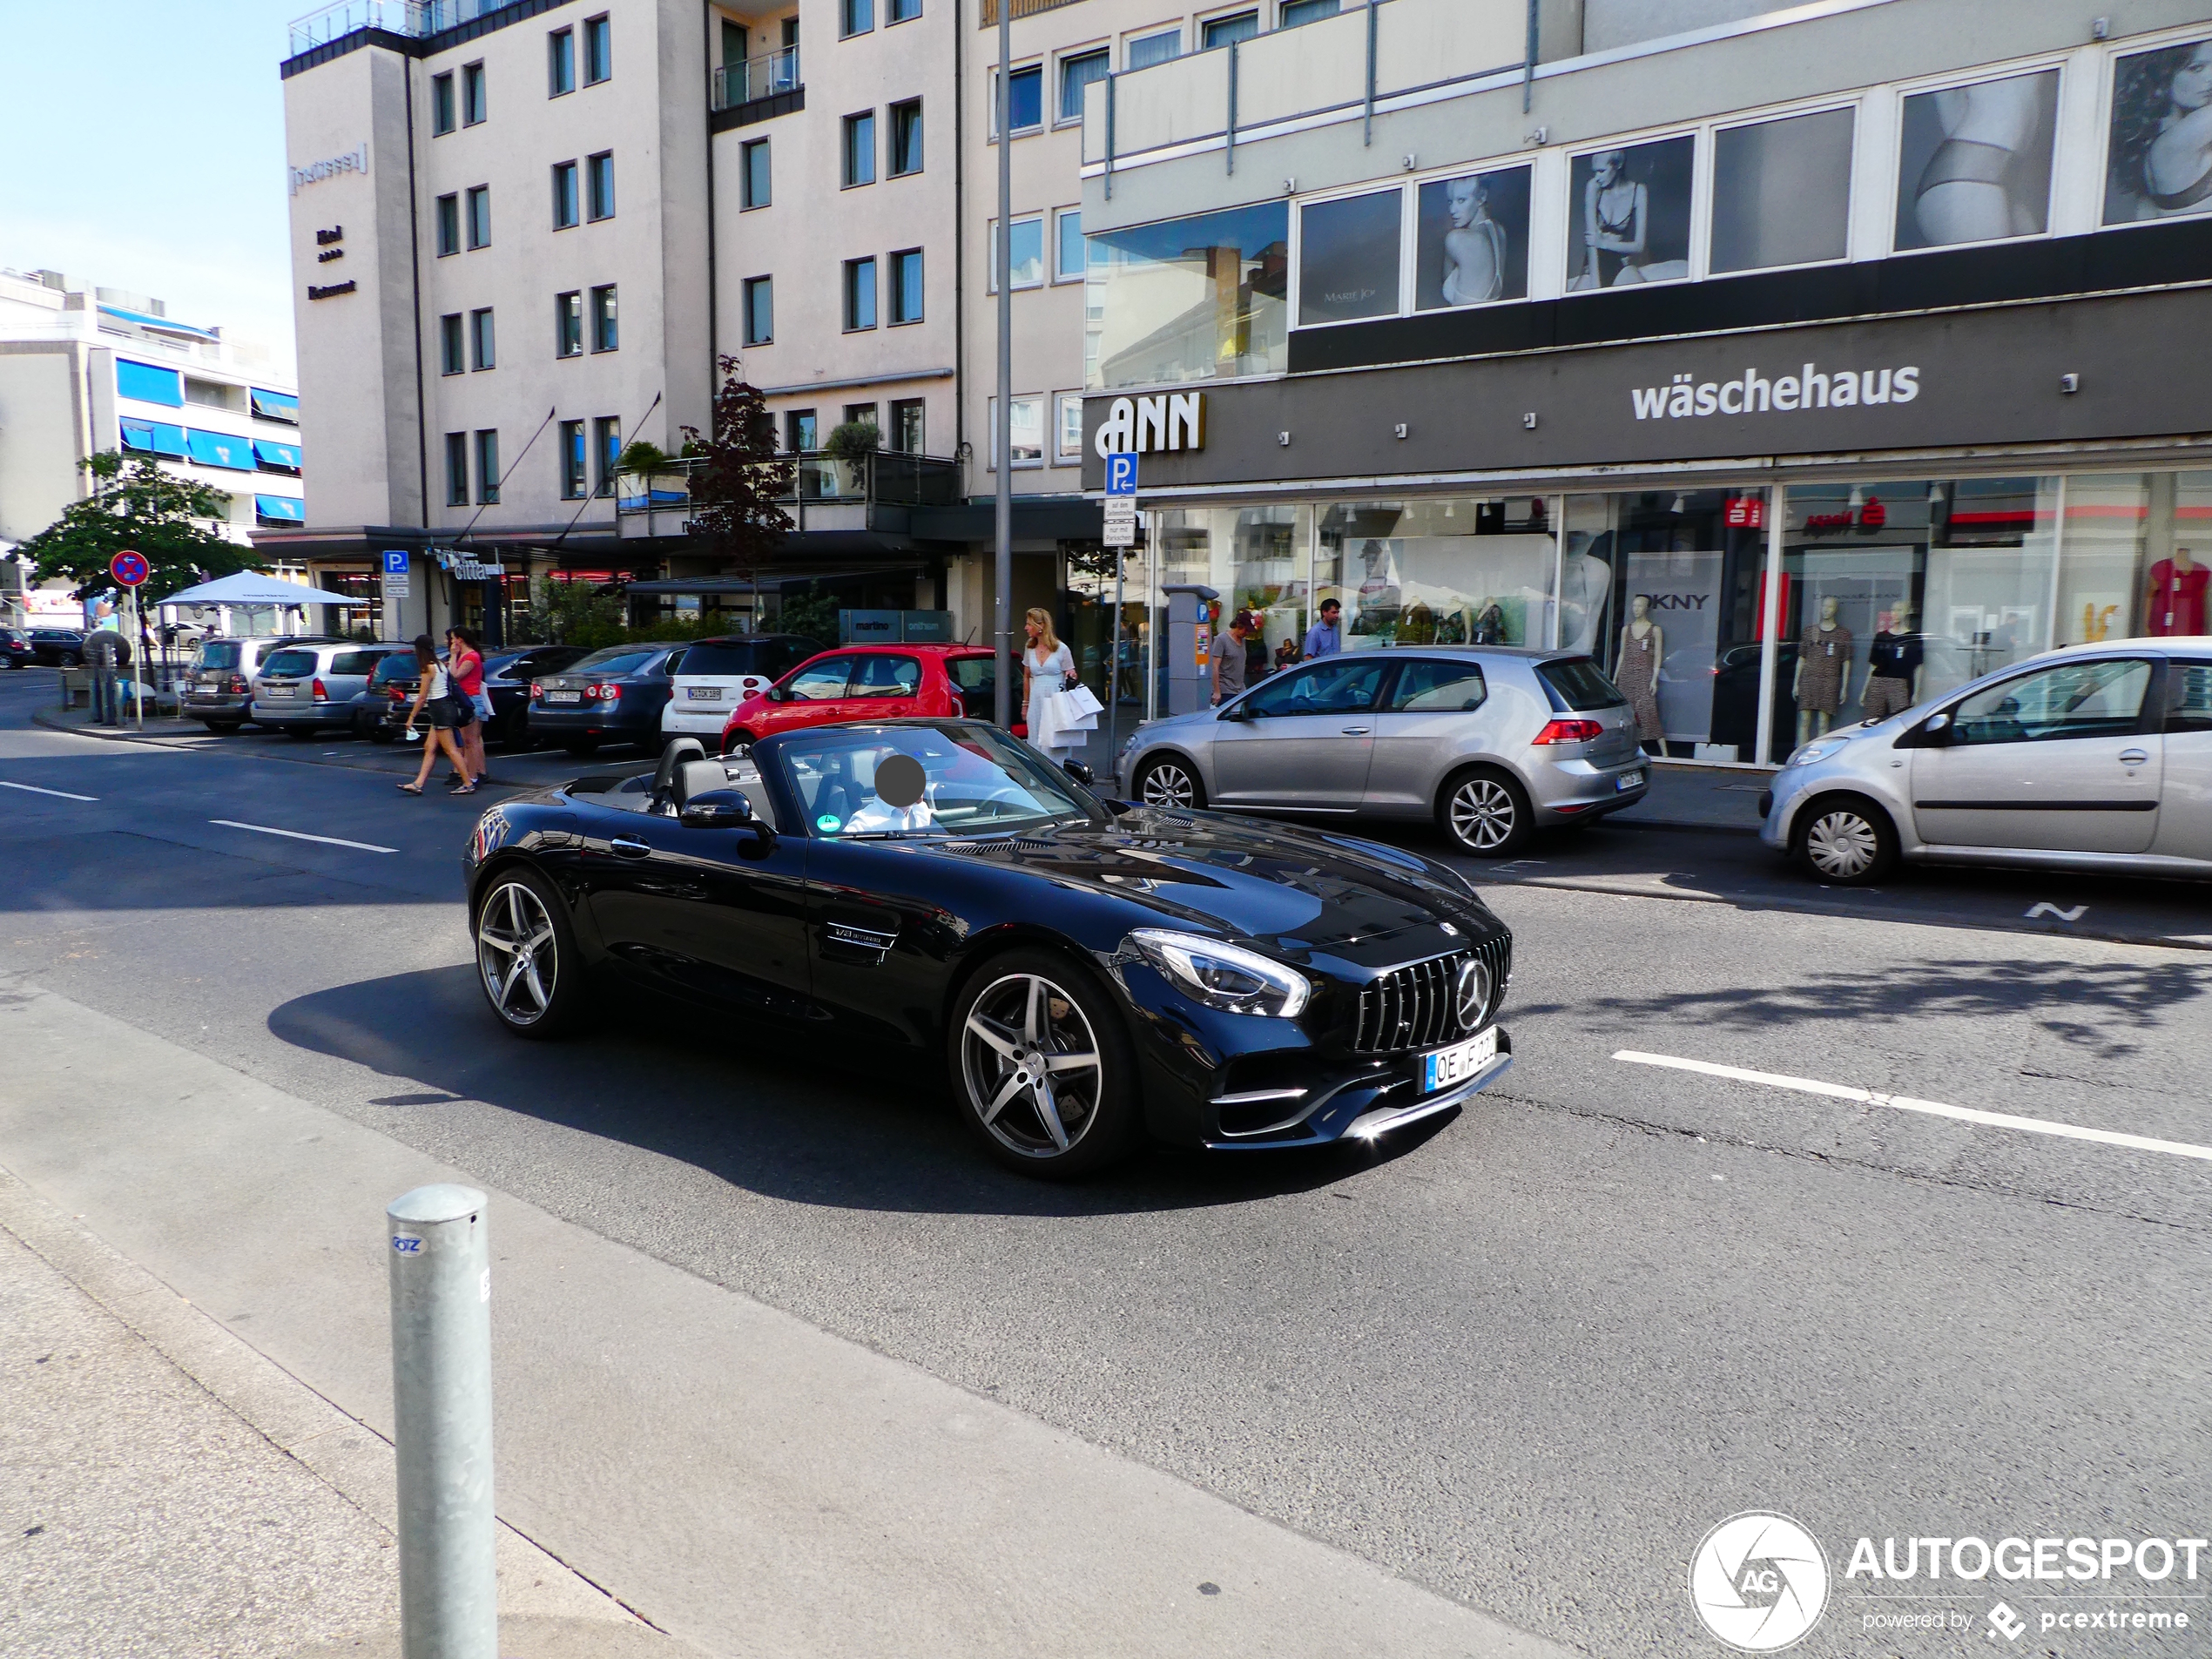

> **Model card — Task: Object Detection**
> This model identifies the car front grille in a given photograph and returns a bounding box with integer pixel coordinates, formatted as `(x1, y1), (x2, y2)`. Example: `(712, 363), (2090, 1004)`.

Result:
(1352, 936), (1512, 1055)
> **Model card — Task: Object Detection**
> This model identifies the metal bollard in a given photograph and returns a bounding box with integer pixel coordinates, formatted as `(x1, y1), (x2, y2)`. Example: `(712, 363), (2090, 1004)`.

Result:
(387, 1184), (499, 1659)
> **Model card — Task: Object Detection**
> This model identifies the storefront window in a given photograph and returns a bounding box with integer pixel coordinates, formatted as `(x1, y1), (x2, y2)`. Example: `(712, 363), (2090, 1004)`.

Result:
(2057, 470), (2212, 644)
(1083, 203), (1289, 390)
(1150, 505), (1312, 708)
(1316, 497), (1556, 651)
(1063, 543), (1149, 709)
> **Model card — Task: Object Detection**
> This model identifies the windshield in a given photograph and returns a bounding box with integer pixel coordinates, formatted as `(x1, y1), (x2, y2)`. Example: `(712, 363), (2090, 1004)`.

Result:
(196, 641), (242, 671)
(1536, 657), (1629, 711)
(777, 724), (1091, 839)
(569, 646), (661, 676)
(262, 649), (320, 677)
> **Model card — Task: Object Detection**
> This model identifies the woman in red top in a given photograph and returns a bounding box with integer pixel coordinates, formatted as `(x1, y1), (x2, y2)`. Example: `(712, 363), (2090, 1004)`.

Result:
(446, 626), (489, 786)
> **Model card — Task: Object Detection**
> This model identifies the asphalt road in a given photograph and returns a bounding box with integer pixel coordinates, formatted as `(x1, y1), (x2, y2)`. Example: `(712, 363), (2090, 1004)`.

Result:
(2, 664), (2206, 1657)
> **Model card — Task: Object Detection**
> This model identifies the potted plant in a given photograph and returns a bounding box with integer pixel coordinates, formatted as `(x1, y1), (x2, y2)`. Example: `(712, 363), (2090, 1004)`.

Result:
(821, 420), (880, 497)
(614, 439), (677, 509)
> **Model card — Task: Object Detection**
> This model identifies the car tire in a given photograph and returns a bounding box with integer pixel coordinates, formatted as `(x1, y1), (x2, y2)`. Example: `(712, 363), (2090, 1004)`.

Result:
(472, 865), (585, 1039)
(948, 948), (1140, 1179)
(202, 720), (243, 735)
(62, 653), (82, 668)
(1438, 766), (1533, 858)
(1793, 792), (1898, 887)
(563, 738), (600, 758)
(1136, 754), (1206, 810)
(722, 728), (758, 756)
(367, 725), (396, 745)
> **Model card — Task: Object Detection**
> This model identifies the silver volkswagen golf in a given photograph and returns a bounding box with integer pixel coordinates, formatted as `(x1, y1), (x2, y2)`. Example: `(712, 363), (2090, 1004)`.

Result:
(1115, 647), (1649, 855)
(1762, 640), (2212, 885)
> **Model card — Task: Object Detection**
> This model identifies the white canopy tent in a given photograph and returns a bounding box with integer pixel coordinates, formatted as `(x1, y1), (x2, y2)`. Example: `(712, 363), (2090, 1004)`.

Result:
(155, 571), (357, 609)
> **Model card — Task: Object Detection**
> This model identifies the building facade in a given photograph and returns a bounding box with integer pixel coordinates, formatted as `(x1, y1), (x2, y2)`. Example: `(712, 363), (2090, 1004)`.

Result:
(1079, 0), (2212, 765)
(0, 269), (305, 626)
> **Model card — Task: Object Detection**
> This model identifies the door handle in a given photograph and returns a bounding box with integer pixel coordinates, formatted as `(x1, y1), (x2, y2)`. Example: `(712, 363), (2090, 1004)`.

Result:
(1340, 725), (1371, 735)
(2119, 749), (2149, 765)
(610, 838), (651, 860)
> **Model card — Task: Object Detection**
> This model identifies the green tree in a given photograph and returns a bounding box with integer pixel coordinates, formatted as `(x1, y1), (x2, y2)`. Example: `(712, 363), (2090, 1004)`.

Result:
(17, 452), (263, 604)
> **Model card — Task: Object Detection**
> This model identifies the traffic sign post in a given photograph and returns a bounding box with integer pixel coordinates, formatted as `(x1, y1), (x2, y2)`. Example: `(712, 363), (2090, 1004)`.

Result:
(1103, 452), (1138, 550)
(111, 550), (148, 729)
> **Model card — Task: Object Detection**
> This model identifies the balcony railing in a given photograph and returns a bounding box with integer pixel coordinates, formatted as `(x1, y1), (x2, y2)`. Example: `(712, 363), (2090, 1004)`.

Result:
(711, 45), (801, 112)
(287, 0), (503, 55)
(616, 450), (962, 523)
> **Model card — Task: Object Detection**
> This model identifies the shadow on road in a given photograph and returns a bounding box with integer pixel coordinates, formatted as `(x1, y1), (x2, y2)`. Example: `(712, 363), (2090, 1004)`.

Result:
(266, 964), (1446, 1217)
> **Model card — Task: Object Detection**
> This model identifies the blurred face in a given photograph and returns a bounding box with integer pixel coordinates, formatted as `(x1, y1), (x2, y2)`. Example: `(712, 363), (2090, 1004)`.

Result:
(2174, 45), (2212, 111)
(1320, 602), (1340, 624)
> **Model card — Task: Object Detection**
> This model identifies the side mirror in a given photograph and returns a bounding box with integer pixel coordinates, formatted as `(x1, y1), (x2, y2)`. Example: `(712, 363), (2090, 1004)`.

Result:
(767, 685), (790, 704)
(680, 788), (771, 844)
(1062, 759), (1096, 786)
(1215, 701), (1244, 722)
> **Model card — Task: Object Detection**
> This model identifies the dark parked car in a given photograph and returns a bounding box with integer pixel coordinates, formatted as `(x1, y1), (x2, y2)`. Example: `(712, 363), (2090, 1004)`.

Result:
(0, 628), (34, 668)
(481, 644), (589, 746)
(462, 718), (1516, 1177)
(29, 629), (88, 667)
(368, 649), (443, 742)
(526, 643), (688, 755)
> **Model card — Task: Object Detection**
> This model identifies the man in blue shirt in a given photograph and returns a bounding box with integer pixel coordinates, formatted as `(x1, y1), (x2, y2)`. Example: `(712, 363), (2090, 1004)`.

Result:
(1301, 597), (1343, 660)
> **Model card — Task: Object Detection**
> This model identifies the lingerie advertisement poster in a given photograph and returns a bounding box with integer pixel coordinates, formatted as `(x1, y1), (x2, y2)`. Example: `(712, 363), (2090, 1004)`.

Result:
(1567, 137), (1695, 290)
(1413, 165), (1532, 309)
(2105, 36), (2212, 224)
(1893, 69), (2060, 250)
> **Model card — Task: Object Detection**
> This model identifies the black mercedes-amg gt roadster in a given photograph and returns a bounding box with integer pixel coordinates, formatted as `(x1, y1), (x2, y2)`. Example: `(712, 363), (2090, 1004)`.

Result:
(462, 719), (1514, 1177)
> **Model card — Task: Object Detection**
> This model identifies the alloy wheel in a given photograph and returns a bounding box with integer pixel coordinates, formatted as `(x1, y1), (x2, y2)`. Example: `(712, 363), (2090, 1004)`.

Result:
(1804, 809), (1879, 880)
(1139, 760), (1197, 808)
(959, 973), (1104, 1159)
(1447, 778), (1517, 852)
(476, 880), (558, 1027)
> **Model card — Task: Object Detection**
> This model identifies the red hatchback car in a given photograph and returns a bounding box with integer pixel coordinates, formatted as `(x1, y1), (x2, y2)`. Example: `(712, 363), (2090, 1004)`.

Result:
(719, 643), (1002, 752)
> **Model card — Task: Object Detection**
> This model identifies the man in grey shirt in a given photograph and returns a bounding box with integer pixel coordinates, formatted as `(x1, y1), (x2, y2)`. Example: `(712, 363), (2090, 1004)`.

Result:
(1301, 597), (1343, 660)
(1212, 610), (1253, 705)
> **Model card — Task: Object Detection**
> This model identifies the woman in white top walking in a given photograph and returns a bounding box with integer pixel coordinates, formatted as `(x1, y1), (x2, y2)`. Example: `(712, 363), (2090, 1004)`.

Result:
(1022, 607), (1079, 764)
(398, 634), (477, 796)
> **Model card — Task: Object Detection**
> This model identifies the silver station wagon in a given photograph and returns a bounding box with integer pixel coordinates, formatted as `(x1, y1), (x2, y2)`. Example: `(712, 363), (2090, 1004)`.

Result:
(1762, 640), (2212, 884)
(1115, 647), (1650, 856)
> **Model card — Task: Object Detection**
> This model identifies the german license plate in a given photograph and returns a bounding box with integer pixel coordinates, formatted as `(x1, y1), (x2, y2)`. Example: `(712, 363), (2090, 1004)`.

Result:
(264, 685), (295, 697)
(685, 686), (721, 700)
(545, 690), (582, 704)
(1615, 769), (1644, 792)
(1420, 1027), (1497, 1095)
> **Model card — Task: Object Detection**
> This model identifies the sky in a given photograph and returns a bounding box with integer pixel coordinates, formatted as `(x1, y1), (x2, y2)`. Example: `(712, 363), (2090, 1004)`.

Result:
(1, 0), (306, 375)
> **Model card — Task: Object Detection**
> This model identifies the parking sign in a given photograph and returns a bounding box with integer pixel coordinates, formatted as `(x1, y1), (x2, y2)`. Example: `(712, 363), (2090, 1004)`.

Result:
(1104, 453), (1138, 496)
(382, 548), (411, 599)
(1103, 454), (1138, 547)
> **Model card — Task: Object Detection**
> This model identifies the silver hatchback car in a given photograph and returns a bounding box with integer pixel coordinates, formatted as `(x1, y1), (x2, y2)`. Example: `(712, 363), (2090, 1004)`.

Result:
(1762, 640), (2212, 885)
(1116, 647), (1650, 855)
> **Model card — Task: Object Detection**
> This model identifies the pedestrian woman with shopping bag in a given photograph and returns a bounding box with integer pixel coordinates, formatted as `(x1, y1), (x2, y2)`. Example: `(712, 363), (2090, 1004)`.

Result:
(398, 634), (477, 796)
(1022, 607), (1089, 765)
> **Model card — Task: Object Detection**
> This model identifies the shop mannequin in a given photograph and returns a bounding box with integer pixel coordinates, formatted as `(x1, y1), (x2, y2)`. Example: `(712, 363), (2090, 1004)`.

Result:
(1793, 595), (1854, 743)
(1619, 594), (1664, 752)
(1860, 600), (1922, 722)
(2147, 544), (2209, 637)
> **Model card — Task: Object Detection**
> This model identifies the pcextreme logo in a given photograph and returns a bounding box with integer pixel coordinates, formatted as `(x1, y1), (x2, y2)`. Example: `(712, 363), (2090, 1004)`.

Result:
(1689, 1513), (1831, 1652)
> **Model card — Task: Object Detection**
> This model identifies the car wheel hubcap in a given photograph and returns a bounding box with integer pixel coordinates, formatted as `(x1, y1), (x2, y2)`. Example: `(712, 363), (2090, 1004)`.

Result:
(477, 881), (557, 1024)
(1806, 811), (1878, 878)
(961, 973), (1103, 1158)
(1449, 779), (1515, 849)
(1141, 764), (1195, 808)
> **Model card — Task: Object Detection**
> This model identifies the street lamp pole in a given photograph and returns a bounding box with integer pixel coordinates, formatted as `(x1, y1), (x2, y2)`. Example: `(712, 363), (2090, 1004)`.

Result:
(993, 0), (1014, 728)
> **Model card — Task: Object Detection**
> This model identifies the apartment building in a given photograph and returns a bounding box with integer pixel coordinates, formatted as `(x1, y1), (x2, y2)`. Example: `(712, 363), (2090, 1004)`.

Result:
(1079, 0), (2212, 761)
(0, 269), (305, 625)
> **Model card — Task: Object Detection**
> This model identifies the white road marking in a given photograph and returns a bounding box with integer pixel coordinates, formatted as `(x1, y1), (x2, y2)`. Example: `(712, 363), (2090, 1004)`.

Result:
(0, 779), (98, 801)
(1613, 1049), (2212, 1163)
(208, 819), (396, 854)
(2026, 901), (2088, 921)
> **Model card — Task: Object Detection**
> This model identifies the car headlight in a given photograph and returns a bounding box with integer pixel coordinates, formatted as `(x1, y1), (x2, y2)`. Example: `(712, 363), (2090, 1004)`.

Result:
(1125, 928), (1311, 1018)
(1785, 738), (1847, 768)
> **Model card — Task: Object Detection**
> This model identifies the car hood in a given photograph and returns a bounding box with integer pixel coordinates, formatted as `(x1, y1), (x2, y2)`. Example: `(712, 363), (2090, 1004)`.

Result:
(913, 806), (1501, 967)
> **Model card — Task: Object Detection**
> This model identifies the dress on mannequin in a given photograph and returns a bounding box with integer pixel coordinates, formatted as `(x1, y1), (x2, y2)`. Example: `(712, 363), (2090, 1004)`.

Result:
(1796, 622), (1853, 715)
(1861, 630), (1922, 721)
(2148, 556), (2209, 637)
(1619, 621), (1663, 742)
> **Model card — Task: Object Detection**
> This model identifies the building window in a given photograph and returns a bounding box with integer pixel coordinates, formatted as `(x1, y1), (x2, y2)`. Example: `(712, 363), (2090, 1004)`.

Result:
(842, 111), (875, 187)
(590, 284), (617, 351)
(841, 0), (873, 38)
(889, 0), (921, 21)
(435, 193), (460, 256)
(549, 27), (575, 96)
(843, 401), (878, 432)
(1059, 49), (1108, 124)
(1127, 29), (1180, 69)
(741, 138), (771, 207)
(594, 415), (621, 496)
(439, 313), (465, 374)
(1298, 188), (1404, 325)
(474, 429), (501, 503)
(888, 99), (922, 176)
(461, 61), (487, 125)
(586, 152), (615, 219)
(785, 408), (817, 452)
(843, 258), (877, 330)
(1279, 0), (1339, 26)
(465, 185), (491, 249)
(1055, 392), (1084, 462)
(743, 275), (773, 345)
(1895, 70), (2059, 253)
(1055, 207), (1084, 281)
(1711, 108), (1856, 274)
(552, 160), (579, 229)
(583, 14), (611, 83)
(888, 248), (923, 323)
(431, 71), (456, 134)
(469, 307), (496, 370)
(1203, 10), (1258, 49)
(445, 432), (469, 506)
(998, 64), (1042, 135)
(556, 292), (583, 356)
(559, 419), (587, 499)
(889, 397), (925, 454)
(991, 215), (1045, 289)
(987, 396), (1044, 469)
(1085, 200), (1290, 388)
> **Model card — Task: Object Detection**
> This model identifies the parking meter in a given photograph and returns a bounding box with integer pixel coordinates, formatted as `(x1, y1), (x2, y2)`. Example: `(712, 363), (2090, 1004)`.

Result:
(1162, 584), (1219, 717)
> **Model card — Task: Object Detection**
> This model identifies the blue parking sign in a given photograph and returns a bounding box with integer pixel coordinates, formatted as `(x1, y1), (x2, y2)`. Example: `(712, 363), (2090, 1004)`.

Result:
(382, 549), (409, 576)
(1105, 454), (1138, 496)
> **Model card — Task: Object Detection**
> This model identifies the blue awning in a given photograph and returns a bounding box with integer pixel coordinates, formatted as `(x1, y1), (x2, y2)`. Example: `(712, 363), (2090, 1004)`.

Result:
(253, 439), (301, 473)
(253, 494), (306, 525)
(99, 305), (219, 341)
(250, 388), (300, 424)
(185, 429), (254, 470)
(120, 419), (188, 459)
(116, 359), (183, 407)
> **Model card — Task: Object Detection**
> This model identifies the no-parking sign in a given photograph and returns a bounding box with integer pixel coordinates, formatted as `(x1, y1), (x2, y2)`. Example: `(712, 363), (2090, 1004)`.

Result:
(111, 550), (149, 587)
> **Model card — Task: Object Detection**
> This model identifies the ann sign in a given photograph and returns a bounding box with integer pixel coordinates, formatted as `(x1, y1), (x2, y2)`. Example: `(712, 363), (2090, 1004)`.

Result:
(1093, 392), (1205, 458)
